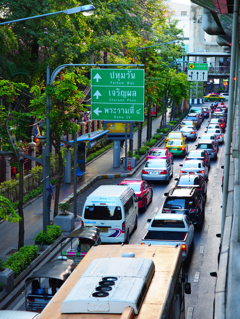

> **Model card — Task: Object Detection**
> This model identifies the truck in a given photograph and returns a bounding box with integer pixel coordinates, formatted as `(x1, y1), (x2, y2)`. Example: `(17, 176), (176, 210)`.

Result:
(141, 213), (194, 260)
(38, 244), (191, 319)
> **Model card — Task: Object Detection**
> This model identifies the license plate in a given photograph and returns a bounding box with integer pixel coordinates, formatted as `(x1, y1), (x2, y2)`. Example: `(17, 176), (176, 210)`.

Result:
(150, 171), (158, 175)
(98, 227), (109, 232)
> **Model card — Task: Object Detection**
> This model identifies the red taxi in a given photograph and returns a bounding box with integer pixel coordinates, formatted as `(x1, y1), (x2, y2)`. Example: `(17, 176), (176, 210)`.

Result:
(118, 179), (153, 211)
(146, 147), (173, 164)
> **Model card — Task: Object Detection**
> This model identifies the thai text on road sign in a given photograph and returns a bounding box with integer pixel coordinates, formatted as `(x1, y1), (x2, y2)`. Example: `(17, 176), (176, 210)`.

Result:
(91, 69), (144, 121)
(187, 63), (209, 82)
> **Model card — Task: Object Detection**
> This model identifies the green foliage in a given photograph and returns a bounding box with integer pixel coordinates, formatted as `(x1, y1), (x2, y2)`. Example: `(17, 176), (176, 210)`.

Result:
(58, 202), (71, 215)
(152, 133), (161, 140)
(87, 143), (113, 162)
(139, 146), (150, 155)
(0, 195), (20, 222)
(145, 139), (157, 147)
(34, 225), (62, 246)
(3, 245), (39, 276)
(133, 152), (140, 160)
(157, 127), (169, 133)
(169, 120), (177, 125)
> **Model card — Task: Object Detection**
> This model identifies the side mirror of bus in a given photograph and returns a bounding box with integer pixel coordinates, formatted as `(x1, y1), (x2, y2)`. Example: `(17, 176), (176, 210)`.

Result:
(184, 282), (191, 294)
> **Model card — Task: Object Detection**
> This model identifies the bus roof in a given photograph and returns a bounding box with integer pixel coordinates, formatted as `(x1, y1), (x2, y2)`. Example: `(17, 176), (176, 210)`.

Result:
(38, 245), (182, 319)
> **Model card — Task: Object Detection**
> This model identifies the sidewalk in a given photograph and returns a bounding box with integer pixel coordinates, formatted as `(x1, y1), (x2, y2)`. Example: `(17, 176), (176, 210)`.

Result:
(0, 117), (163, 255)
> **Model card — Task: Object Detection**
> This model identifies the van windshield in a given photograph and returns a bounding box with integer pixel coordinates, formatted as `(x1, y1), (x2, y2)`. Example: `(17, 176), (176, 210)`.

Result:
(84, 206), (122, 220)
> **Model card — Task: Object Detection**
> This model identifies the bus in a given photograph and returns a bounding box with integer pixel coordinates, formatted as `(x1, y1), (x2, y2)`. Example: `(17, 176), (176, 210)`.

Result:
(38, 245), (191, 319)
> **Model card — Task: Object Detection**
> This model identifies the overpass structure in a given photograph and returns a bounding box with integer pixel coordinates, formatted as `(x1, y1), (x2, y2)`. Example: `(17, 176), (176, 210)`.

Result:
(190, 1), (240, 318)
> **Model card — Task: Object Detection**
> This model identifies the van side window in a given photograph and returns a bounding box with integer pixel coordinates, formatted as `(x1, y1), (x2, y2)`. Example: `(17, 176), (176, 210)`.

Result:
(124, 196), (134, 216)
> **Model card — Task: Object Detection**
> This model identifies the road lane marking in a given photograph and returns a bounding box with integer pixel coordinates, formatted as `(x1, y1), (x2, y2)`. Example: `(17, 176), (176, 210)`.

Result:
(200, 245), (204, 254)
(187, 307), (194, 319)
(193, 271), (200, 282)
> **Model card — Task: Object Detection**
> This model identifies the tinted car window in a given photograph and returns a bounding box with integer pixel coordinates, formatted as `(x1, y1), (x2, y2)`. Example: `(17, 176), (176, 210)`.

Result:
(151, 220), (185, 228)
(164, 198), (186, 209)
(145, 161), (167, 168)
(198, 143), (213, 149)
(148, 150), (165, 156)
(84, 206), (122, 220)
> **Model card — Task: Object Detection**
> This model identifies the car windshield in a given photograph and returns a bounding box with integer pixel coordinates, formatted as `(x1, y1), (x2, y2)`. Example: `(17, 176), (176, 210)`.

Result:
(148, 150), (165, 156)
(145, 161), (166, 168)
(183, 161), (202, 168)
(84, 205), (122, 220)
(188, 151), (203, 157)
(164, 198), (195, 209)
(201, 135), (214, 139)
(168, 140), (182, 146)
(121, 183), (141, 192)
(151, 219), (185, 228)
(198, 144), (213, 149)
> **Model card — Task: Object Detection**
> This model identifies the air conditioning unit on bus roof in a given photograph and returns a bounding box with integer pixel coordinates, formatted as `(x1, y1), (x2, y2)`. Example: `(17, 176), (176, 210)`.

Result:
(61, 256), (154, 315)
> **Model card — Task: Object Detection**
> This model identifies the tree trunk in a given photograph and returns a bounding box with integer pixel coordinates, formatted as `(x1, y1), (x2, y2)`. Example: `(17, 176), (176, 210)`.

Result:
(137, 122), (142, 152)
(146, 105), (152, 141)
(18, 159), (24, 249)
(103, 51), (108, 64)
(53, 144), (64, 217)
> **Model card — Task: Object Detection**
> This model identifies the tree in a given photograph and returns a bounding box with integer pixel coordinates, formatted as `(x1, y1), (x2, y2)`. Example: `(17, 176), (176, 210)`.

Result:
(0, 79), (30, 248)
(30, 70), (89, 217)
(0, 195), (20, 222)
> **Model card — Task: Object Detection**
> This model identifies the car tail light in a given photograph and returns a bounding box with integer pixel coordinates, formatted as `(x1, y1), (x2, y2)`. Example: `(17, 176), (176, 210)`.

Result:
(182, 244), (187, 252)
(180, 170), (187, 174)
(142, 170), (149, 174)
(180, 147), (185, 150)
(163, 209), (171, 213)
(198, 170), (205, 174)
(122, 222), (126, 233)
(218, 135), (222, 138)
(160, 170), (167, 174)
(189, 209), (196, 213)
(191, 131), (195, 134)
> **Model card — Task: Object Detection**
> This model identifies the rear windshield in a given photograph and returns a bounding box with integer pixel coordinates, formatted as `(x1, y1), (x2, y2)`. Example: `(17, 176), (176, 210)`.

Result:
(145, 231), (187, 241)
(84, 205), (122, 220)
(197, 143), (213, 149)
(121, 183), (140, 192)
(145, 161), (166, 168)
(183, 161), (202, 168)
(151, 219), (185, 228)
(168, 140), (182, 146)
(164, 198), (195, 209)
(148, 150), (165, 156)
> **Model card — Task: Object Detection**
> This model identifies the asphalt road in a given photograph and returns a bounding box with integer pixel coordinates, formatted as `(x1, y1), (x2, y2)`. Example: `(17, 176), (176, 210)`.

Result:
(6, 104), (225, 318)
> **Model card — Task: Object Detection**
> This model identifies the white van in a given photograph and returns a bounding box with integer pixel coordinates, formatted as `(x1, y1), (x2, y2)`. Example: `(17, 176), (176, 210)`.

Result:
(82, 185), (138, 244)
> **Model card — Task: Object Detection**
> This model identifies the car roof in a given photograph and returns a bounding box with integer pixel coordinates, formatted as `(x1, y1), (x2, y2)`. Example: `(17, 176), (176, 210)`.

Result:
(178, 174), (201, 182)
(169, 187), (195, 197)
(120, 179), (143, 184)
(148, 147), (167, 151)
(153, 213), (184, 220)
(146, 158), (168, 162)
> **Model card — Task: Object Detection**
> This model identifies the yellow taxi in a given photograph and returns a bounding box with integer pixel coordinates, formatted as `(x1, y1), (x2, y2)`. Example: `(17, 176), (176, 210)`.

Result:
(165, 138), (188, 156)
(165, 131), (186, 144)
(203, 92), (225, 102)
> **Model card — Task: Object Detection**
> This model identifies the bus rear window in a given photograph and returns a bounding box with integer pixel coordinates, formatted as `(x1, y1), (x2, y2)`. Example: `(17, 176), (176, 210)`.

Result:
(84, 206), (122, 220)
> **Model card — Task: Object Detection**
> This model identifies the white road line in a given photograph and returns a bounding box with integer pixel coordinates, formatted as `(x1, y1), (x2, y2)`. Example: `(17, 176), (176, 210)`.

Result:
(187, 307), (194, 319)
(200, 245), (204, 254)
(194, 271), (200, 282)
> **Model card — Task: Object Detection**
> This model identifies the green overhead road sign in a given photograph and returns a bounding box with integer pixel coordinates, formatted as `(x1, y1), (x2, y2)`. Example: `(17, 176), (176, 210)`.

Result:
(187, 63), (208, 82)
(91, 69), (144, 121)
(188, 63), (208, 70)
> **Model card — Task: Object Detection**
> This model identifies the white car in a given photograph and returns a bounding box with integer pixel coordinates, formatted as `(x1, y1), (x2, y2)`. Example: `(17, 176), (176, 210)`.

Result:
(207, 128), (224, 144)
(0, 311), (39, 319)
(141, 158), (173, 182)
(179, 159), (209, 180)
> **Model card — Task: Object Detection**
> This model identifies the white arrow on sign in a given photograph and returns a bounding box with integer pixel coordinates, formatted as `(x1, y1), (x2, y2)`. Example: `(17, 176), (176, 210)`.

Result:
(93, 73), (102, 82)
(136, 108), (141, 114)
(93, 107), (103, 116)
(93, 90), (102, 100)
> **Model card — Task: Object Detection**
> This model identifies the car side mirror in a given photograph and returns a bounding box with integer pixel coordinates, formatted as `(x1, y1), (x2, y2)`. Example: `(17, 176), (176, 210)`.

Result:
(174, 178), (179, 181)
(164, 193), (168, 196)
(147, 218), (151, 223)
(179, 164), (183, 167)
(221, 165), (224, 169)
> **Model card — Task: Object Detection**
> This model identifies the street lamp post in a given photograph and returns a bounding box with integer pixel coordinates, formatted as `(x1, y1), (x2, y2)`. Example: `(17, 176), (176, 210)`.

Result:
(0, 4), (96, 232)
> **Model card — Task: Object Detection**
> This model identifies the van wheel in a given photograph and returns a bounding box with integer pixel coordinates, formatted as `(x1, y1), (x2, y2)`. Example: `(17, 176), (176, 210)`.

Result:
(125, 231), (130, 244)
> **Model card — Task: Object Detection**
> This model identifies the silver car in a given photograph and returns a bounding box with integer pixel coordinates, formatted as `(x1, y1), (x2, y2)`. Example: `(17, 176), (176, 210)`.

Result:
(180, 126), (197, 140)
(179, 160), (209, 180)
(141, 158), (173, 182)
(207, 128), (224, 144)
